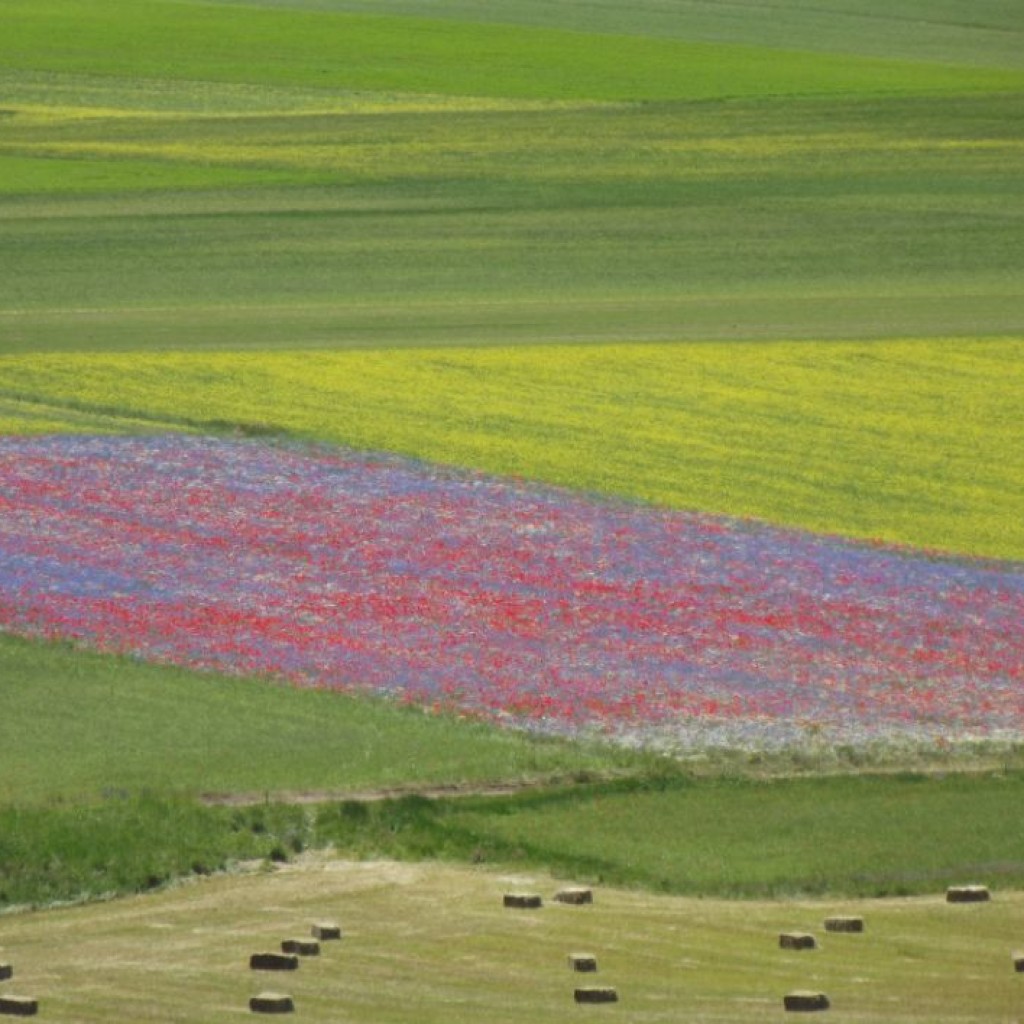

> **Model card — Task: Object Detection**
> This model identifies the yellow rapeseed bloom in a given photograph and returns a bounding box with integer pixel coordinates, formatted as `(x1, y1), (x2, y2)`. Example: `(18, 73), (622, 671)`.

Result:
(1, 338), (1021, 560)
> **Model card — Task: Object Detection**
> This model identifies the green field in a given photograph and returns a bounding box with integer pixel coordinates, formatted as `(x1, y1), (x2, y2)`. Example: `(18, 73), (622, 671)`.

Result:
(3, 88), (1022, 351)
(2, 0), (1023, 357)
(267, 0), (1024, 70)
(7, 0), (1022, 99)
(0, 632), (632, 808)
(3, 629), (1023, 913)
(2, 5), (1024, 1012)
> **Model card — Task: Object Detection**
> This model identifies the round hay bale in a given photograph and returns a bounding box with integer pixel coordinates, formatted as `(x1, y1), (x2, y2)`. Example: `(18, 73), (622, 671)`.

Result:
(574, 987), (618, 1004)
(250, 952), (299, 972)
(281, 939), (320, 957)
(568, 953), (598, 973)
(946, 885), (990, 903)
(1012, 951), (1024, 973)
(783, 990), (829, 1012)
(0, 966), (11, 982)
(503, 893), (542, 909)
(0, 996), (38, 1018)
(779, 932), (817, 951)
(555, 887), (593, 905)
(311, 922), (342, 940)
(824, 916), (864, 933)
(249, 992), (294, 1015)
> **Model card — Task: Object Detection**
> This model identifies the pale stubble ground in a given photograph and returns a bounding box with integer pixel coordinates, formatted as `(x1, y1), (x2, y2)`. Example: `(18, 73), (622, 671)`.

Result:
(2, 854), (1022, 1023)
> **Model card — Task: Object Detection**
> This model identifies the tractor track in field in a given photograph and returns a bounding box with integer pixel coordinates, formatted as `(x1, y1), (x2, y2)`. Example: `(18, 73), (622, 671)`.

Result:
(195, 759), (1018, 808)
(196, 772), (623, 808)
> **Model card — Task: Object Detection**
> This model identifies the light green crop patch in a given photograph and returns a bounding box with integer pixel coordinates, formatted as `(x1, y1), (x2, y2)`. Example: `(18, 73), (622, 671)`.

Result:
(0, 153), (298, 195)
(4, 0), (1024, 103)
(2, 338), (1021, 561)
(231, 0), (1024, 71)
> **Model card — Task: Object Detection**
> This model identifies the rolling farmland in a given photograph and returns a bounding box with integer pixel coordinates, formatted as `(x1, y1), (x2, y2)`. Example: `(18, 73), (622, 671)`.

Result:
(2, 3), (1024, 1017)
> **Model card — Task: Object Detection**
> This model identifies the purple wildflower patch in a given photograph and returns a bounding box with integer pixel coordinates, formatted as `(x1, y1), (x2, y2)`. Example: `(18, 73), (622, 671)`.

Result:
(1, 435), (1021, 750)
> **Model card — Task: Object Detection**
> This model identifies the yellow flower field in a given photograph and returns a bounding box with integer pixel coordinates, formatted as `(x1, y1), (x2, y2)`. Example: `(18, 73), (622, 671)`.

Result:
(1, 337), (1021, 560)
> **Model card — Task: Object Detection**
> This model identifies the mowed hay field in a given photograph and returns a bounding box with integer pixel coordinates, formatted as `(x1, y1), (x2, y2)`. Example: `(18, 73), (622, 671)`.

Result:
(2, 2), (1024, 1020)
(3, 858), (1024, 1023)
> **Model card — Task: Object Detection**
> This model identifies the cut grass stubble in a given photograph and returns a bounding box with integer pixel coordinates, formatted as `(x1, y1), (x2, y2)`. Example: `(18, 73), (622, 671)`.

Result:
(3, 855), (1024, 1023)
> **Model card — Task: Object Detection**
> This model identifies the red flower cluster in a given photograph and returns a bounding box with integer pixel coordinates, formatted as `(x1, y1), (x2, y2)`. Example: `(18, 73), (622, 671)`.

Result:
(1, 436), (1021, 750)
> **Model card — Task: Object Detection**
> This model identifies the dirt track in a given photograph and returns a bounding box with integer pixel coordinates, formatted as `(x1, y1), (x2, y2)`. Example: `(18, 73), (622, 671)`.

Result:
(196, 773), (606, 807)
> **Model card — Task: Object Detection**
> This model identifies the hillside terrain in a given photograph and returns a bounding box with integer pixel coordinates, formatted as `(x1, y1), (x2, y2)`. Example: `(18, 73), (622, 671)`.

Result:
(0, 7), (1022, 1019)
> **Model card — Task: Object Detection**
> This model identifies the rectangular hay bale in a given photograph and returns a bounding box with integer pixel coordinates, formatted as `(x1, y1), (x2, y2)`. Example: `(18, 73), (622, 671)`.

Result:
(824, 916), (864, 933)
(574, 987), (618, 1004)
(503, 893), (542, 909)
(311, 922), (342, 940)
(555, 887), (593, 905)
(0, 996), (38, 1018)
(946, 885), (991, 903)
(568, 953), (598, 972)
(250, 992), (294, 1015)
(779, 932), (817, 950)
(784, 991), (829, 1012)
(281, 939), (320, 957)
(250, 952), (299, 972)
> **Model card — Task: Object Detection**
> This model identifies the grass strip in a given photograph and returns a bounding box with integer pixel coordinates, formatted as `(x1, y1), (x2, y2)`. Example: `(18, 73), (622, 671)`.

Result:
(6, 1), (1023, 102)
(2, 90), (1020, 340)
(414, 771), (1024, 898)
(263, 0), (1024, 70)
(5, 769), (1024, 912)
(0, 796), (308, 909)
(0, 632), (636, 808)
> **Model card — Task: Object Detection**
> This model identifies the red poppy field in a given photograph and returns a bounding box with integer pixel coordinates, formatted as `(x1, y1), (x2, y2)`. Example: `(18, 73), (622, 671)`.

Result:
(3, 434), (1021, 754)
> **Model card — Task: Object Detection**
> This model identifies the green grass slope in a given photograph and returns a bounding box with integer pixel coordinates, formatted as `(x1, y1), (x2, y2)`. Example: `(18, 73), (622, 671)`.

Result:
(1, 1), (1022, 353)
(0, 633), (630, 807)
(4, 639), (1024, 908)
(427, 772), (1024, 898)
(4, 624), (1023, 911)
(1, 90), (1021, 350)
(6, 1), (1022, 101)
(259, 0), (1024, 69)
